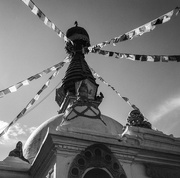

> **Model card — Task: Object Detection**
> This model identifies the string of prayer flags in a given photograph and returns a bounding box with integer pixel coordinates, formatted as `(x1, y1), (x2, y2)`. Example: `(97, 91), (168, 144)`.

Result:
(88, 7), (180, 51)
(20, 0), (73, 44)
(0, 69), (60, 138)
(0, 56), (70, 98)
(90, 67), (139, 110)
(112, 7), (180, 45)
(88, 41), (111, 52)
(90, 48), (180, 62)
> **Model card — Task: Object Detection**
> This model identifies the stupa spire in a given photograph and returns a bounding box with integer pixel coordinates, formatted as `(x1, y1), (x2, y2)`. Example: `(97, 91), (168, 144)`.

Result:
(74, 21), (78, 27)
(55, 22), (103, 114)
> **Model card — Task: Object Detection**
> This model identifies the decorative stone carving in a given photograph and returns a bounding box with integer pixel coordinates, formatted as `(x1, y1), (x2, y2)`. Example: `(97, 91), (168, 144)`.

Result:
(126, 109), (151, 129)
(9, 141), (29, 163)
(68, 144), (127, 178)
(145, 163), (180, 178)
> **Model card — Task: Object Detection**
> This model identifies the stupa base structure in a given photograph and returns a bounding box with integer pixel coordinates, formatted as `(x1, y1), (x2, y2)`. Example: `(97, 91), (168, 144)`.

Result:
(1, 119), (180, 178)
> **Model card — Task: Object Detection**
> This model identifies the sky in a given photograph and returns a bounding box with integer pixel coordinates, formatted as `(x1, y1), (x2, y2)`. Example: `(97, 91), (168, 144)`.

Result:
(0, 0), (180, 161)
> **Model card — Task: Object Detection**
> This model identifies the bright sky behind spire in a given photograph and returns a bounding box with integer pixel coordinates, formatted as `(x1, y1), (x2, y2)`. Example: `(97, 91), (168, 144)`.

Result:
(0, 0), (180, 160)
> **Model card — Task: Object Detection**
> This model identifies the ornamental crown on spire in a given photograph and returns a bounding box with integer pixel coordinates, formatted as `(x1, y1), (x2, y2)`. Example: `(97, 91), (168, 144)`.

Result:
(65, 21), (90, 54)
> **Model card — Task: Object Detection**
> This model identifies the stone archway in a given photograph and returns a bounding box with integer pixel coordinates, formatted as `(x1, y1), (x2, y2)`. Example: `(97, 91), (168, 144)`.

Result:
(68, 144), (127, 178)
(83, 168), (112, 178)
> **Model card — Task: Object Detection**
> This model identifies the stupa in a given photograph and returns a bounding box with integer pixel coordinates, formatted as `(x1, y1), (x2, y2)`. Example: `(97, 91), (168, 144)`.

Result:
(0, 23), (180, 178)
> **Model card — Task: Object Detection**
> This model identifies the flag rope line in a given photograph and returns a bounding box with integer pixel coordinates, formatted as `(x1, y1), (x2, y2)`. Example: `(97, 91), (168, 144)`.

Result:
(20, 0), (73, 44)
(0, 79), (62, 135)
(90, 67), (139, 110)
(90, 48), (180, 62)
(90, 67), (149, 122)
(25, 80), (62, 117)
(0, 69), (60, 137)
(88, 7), (180, 52)
(0, 56), (70, 98)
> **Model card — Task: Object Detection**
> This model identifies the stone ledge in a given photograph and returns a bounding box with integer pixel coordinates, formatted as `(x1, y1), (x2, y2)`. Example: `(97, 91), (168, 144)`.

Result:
(0, 157), (30, 172)
(121, 126), (180, 154)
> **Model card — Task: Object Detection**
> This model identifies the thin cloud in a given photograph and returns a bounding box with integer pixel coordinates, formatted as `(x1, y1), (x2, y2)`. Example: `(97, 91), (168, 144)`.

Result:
(28, 126), (37, 134)
(0, 121), (36, 145)
(148, 96), (180, 123)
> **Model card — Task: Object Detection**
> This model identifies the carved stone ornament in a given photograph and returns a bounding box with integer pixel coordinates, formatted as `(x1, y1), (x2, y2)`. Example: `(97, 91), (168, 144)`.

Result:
(68, 144), (127, 178)
(126, 109), (152, 129)
(8, 141), (29, 163)
(145, 163), (180, 178)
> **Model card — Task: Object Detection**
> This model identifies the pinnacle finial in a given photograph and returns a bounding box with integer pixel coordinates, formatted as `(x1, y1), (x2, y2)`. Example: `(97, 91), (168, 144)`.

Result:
(74, 21), (78, 27)
(8, 141), (29, 163)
